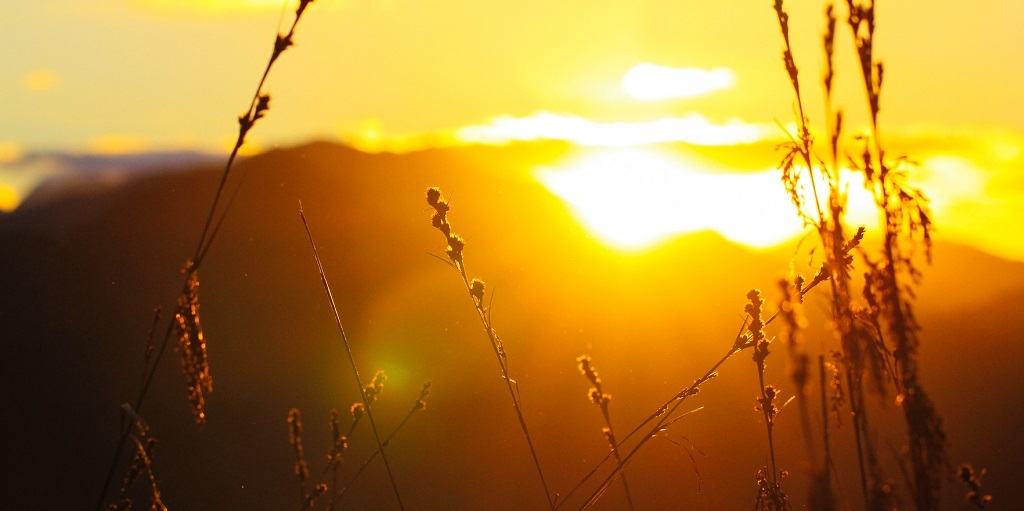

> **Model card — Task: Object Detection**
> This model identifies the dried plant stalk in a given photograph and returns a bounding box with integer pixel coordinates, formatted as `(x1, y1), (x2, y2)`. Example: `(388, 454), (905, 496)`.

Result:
(173, 260), (212, 424)
(426, 187), (555, 510)
(97, 2), (319, 508)
(576, 355), (635, 510)
(333, 381), (432, 507)
(299, 205), (405, 510)
(773, 1), (947, 509)
(288, 408), (309, 488)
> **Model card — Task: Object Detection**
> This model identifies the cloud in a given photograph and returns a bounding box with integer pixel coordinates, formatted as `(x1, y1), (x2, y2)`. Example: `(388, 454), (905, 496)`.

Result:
(0, 141), (24, 164)
(0, 140), (28, 211)
(0, 184), (19, 213)
(455, 112), (771, 147)
(621, 64), (735, 101)
(88, 134), (152, 155)
(22, 70), (58, 92)
(911, 152), (1024, 262)
(0, 156), (64, 213)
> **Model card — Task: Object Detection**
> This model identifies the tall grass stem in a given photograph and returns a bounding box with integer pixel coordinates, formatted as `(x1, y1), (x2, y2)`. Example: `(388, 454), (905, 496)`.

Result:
(299, 204), (405, 510)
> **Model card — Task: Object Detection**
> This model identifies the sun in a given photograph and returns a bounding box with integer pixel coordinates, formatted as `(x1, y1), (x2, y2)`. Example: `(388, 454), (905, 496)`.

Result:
(535, 148), (807, 251)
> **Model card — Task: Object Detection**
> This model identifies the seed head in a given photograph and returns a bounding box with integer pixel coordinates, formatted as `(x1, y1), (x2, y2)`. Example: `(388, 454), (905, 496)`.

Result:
(350, 402), (365, 419)
(174, 260), (213, 424)
(363, 370), (387, 404)
(448, 234), (465, 253)
(287, 408), (308, 483)
(425, 187), (442, 206)
(470, 278), (486, 305)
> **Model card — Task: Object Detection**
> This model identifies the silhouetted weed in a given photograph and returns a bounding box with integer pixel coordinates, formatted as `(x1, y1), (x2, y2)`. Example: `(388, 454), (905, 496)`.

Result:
(427, 186), (556, 510)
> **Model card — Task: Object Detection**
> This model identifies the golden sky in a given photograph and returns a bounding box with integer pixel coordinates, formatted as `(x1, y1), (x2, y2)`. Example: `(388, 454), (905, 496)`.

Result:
(4, 0), (1022, 150)
(2, 0), (1023, 259)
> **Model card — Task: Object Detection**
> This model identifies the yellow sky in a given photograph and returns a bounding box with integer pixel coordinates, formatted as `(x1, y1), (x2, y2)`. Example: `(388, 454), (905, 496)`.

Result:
(3, 0), (1022, 150)
(2, 0), (1023, 259)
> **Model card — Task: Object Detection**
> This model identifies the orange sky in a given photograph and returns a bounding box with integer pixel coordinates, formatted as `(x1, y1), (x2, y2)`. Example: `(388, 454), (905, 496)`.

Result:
(2, 0), (1023, 259)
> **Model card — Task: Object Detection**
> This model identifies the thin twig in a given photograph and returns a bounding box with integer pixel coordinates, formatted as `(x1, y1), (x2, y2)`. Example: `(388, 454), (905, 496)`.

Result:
(332, 382), (431, 506)
(426, 188), (555, 510)
(575, 345), (738, 511)
(567, 275), (828, 510)
(300, 204), (405, 510)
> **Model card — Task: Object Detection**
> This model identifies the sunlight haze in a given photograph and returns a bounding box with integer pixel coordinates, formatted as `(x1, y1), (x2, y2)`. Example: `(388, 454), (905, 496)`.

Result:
(5, 4), (1024, 508)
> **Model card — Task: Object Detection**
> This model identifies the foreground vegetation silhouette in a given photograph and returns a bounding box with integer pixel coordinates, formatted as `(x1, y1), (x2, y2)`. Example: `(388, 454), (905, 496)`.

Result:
(94, 1), (994, 510)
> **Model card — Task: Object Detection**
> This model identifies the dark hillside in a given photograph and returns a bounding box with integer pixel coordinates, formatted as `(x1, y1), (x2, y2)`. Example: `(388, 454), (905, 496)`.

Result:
(1, 141), (1018, 509)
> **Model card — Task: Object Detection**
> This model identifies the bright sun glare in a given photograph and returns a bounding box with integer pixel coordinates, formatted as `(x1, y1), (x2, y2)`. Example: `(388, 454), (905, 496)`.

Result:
(535, 149), (807, 251)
